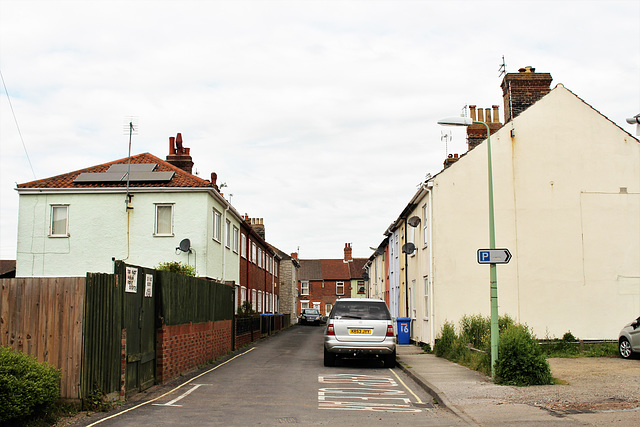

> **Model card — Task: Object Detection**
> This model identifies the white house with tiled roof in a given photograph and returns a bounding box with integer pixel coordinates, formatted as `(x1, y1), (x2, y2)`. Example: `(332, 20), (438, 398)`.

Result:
(15, 133), (242, 283)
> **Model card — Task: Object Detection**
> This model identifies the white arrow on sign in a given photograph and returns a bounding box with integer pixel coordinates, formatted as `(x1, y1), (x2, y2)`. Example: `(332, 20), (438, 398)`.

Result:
(477, 249), (512, 264)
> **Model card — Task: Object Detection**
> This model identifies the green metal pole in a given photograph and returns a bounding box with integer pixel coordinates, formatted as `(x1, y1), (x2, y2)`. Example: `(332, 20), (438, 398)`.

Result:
(475, 120), (498, 379)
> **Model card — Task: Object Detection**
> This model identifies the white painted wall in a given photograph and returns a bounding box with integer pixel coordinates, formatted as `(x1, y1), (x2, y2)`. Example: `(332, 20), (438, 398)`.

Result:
(16, 189), (241, 284)
(428, 85), (639, 340)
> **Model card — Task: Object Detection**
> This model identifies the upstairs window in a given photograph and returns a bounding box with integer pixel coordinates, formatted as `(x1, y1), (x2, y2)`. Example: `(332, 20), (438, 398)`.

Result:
(241, 233), (247, 258)
(155, 204), (173, 236)
(212, 208), (221, 242)
(225, 219), (231, 248)
(301, 281), (309, 295)
(336, 282), (344, 295)
(233, 226), (239, 253)
(50, 205), (69, 237)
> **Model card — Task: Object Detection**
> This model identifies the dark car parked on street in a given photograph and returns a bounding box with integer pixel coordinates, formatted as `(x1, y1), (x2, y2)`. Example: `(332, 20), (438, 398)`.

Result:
(299, 308), (321, 325)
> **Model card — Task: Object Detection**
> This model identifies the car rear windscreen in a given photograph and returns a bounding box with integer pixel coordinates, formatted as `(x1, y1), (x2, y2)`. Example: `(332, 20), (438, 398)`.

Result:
(330, 301), (391, 320)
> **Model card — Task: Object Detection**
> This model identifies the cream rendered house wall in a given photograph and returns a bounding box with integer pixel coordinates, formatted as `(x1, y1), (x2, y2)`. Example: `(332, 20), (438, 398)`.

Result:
(16, 189), (241, 284)
(429, 85), (639, 341)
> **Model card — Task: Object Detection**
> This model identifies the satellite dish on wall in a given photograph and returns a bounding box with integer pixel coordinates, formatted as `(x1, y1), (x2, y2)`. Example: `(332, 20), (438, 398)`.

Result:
(178, 238), (192, 253)
(407, 216), (421, 227)
(402, 242), (416, 255)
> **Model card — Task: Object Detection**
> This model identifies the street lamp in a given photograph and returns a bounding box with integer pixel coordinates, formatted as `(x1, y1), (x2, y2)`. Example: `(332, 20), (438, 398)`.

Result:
(438, 116), (499, 379)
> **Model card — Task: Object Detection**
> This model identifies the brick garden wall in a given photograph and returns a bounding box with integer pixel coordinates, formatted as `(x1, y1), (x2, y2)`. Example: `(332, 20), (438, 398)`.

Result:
(156, 319), (232, 384)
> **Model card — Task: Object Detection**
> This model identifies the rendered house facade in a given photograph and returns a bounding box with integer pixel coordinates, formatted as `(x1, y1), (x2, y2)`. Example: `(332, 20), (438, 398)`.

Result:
(367, 67), (640, 344)
(15, 134), (241, 285)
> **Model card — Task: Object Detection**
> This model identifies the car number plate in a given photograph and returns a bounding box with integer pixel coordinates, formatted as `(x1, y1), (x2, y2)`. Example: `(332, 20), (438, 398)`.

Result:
(349, 328), (372, 335)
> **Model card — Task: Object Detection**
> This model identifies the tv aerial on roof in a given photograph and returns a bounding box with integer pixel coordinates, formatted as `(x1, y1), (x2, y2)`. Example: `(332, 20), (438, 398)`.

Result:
(123, 116), (139, 210)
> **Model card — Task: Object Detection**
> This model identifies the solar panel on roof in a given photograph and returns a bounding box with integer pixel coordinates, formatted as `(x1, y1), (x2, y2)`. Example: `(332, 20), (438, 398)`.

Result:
(74, 172), (126, 183)
(107, 163), (157, 172)
(126, 171), (175, 182)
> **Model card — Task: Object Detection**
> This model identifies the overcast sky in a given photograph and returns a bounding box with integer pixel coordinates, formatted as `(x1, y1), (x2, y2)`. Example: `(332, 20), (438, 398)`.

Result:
(1, 0), (639, 261)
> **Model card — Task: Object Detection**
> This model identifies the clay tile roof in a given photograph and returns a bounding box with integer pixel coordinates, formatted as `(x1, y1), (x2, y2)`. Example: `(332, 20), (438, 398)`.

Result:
(319, 259), (350, 280)
(299, 260), (323, 280)
(349, 258), (368, 279)
(17, 153), (212, 189)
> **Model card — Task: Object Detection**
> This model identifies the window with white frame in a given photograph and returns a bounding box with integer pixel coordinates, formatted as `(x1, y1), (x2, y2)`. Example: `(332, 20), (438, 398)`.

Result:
(325, 303), (332, 316)
(50, 205), (69, 237)
(312, 302), (321, 311)
(155, 204), (174, 236)
(251, 289), (257, 310)
(241, 233), (247, 258)
(258, 248), (262, 268)
(257, 291), (263, 313)
(422, 203), (428, 247)
(225, 219), (231, 247)
(241, 286), (247, 305)
(233, 226), (239, 253)
(300, 300), (309, 310)
(251, 242), (257, 263)
(301, 281), (309, 295)
(423, 276), (429, 318)
(357, 280), (365, 294)
(213, 208), (221, 242)
(336, 282), (344, 295)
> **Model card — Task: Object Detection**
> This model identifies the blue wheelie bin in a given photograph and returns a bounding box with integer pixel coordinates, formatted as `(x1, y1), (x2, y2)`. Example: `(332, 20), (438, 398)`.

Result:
(396, 317), (411, 345)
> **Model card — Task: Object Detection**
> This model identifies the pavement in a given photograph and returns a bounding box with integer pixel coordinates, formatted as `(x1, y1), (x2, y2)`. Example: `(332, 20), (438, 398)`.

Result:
(395, 344), (639, 426)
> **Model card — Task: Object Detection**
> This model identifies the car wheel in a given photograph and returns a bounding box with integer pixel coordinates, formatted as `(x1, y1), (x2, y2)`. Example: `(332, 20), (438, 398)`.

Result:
(382, 350), (396, 368)
(619, 337), (633, 359)
(324, 348), (336, 367)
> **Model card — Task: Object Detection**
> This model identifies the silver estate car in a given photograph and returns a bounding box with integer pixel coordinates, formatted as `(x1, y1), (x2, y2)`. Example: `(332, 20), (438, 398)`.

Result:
(618, 316), (640, 359)
(323, 298), (396, 367)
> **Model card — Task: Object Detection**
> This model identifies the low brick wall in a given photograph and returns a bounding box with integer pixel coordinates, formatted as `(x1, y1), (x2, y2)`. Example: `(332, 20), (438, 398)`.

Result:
(156, 319), (232, 384)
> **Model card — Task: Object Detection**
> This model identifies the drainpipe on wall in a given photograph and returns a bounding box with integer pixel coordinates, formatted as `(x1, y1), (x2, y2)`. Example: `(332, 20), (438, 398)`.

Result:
(222, 203), (230, 283)
(404, 217), (409, 317)
(428, 185), (435, 349)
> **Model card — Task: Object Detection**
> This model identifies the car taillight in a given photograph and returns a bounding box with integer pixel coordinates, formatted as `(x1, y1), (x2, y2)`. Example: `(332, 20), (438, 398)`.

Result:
(326, 324), (335, 336)
(386, 325), (394, 337)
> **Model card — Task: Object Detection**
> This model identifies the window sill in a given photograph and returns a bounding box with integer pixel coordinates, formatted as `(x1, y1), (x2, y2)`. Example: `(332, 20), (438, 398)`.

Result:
(154, 234), (175, 237)
(48, 234), (69, 238)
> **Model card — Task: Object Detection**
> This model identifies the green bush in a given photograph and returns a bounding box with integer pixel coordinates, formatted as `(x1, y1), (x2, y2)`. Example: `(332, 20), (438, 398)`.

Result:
(434, 321), (456, 357)
(156, 261), (196, 277)
(494, 325), (553, 386)
(0, 346), (61, 423)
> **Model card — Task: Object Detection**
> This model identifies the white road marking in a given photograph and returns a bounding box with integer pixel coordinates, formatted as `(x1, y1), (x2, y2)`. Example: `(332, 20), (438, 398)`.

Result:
(318, 374), (421, 413)
(152, 384), (203, 407)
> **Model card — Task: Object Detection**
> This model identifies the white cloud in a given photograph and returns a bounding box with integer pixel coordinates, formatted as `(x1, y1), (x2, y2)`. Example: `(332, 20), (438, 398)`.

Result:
(1, 0), (638, 260)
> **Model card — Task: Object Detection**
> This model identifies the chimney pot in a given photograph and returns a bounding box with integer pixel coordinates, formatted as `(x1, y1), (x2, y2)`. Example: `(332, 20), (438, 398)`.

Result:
(469, 105), (477, 121)
(211, 172), (217, 186)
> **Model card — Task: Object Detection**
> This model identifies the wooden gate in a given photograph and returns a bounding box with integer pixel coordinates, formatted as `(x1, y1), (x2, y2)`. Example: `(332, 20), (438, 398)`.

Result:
(117, 262), (157, 394)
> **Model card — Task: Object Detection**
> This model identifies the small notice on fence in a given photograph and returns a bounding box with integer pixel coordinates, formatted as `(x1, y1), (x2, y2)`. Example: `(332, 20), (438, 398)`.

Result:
(144, 274), (153, 297)
(125, 267), (138, 293)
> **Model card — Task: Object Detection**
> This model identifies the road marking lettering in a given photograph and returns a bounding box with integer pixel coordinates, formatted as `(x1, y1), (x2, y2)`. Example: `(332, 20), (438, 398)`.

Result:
(318, 374), (421, 413)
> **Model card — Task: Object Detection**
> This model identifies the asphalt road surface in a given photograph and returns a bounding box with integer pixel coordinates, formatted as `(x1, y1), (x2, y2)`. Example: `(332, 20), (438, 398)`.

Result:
(76, 324), (465, 426)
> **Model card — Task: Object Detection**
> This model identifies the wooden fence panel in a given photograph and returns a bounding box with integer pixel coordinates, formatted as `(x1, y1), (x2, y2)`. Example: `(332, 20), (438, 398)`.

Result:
(0, 277), (85, 400)
(82, 273), (122, 400)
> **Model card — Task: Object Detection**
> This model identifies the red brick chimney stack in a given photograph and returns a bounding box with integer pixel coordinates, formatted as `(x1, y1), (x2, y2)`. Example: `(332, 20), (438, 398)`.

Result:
(466, 105), (502, 151)
(344, 243), (353, 262)
(166, 133), (194, 174)
(501, 66), (553, 122)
